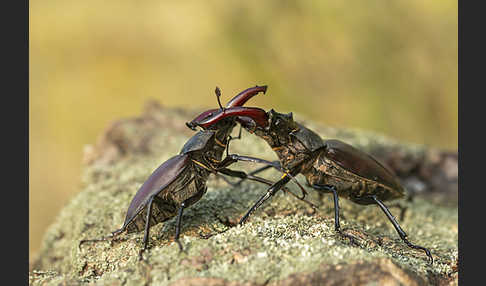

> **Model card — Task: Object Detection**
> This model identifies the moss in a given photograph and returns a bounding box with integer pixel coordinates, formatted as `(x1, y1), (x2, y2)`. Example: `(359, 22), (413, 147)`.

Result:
(30, 104), (458, 285)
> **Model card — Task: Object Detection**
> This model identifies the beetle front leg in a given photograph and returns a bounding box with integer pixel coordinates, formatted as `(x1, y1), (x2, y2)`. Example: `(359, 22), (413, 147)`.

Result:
(225, 125), (243, 157)
(312, 184), (359, 246)
(233, 162), (281, 187)
(239, 174), (293, 225)
(218, 154), (308, 199)
(218, 168), (318, 211)
(214, 173), (239, 187)
(371, 195), (433, 264)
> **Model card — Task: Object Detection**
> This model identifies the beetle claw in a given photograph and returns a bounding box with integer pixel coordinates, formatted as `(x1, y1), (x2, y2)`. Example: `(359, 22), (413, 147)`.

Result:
(138, 249), (146, 261)
(176, 239), (185, 253)
(424, 249), (434, 264)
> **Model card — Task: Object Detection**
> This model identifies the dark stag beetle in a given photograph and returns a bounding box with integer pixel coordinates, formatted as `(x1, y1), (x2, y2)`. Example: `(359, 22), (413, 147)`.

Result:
(189, 105), (434, 264)
(79, 85), (287, 259)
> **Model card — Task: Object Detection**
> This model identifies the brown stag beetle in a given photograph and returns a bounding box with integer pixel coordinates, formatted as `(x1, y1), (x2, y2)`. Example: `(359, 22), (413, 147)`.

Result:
(188, 103), (434, 264)
(79, 85), (313, 260)
(79, 85), (277, 259)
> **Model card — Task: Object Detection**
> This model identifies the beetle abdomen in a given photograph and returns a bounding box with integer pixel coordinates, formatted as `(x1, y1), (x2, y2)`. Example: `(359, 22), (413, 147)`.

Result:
(125, 164), (208, 233)
(126, 198), (178, 233)
(306, 151), (404, 204)
(323, 139), (405, 197)
(121, 154), (189, 232)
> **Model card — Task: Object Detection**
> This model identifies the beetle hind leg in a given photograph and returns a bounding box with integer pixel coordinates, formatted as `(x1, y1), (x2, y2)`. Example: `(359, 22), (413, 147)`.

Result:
(78, 226), (128, 249)
(312, 184), (359, 246)
(371, 195), (433, 264)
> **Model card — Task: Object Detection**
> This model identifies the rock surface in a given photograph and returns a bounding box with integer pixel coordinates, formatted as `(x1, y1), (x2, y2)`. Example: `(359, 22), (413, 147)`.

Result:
(29, 101), (458, 285)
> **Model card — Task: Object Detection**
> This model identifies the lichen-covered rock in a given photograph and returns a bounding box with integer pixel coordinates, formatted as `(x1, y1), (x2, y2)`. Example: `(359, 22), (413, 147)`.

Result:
(29, 101), (458, 286)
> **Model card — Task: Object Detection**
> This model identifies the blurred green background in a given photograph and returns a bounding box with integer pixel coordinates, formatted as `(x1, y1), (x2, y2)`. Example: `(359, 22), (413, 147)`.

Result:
(29, 0), (457, 259)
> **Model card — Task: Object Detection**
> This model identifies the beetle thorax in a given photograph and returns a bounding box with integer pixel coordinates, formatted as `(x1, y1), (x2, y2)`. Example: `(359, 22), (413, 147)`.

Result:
(212, 119), (237, 155)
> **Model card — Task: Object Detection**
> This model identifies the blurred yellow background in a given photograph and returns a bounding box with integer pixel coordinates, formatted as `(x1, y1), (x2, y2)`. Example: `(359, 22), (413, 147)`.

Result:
(30, 0), (457, 259)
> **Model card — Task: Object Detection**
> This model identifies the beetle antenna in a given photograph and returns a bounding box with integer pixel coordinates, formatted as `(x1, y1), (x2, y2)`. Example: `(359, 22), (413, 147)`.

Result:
(215, 86), (225, 111)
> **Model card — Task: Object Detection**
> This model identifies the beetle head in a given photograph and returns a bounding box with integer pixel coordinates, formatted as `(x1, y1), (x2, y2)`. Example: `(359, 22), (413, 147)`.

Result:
(268, 109), (297, 132)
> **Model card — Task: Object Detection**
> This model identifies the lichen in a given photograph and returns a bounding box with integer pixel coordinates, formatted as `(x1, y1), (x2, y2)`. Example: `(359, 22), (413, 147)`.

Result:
(30, 105), (458, 286)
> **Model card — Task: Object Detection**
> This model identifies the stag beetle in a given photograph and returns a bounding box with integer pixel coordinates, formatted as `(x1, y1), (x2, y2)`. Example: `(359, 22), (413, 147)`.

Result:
(79, 85), (279, 259)
(189, 102), (434, 264)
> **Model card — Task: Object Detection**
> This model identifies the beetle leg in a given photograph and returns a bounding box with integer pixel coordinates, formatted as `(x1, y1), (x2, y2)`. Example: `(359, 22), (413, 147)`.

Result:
(225, 125), (243, 157)
(215, 173), (239, 186)
(207, 128), (244, 186)
(371, 195), (433, 264)
(174, 201), (187, 252)
(312, 184), (359, 246)
(78, 226), (128, 249)
(239, 174), (293, 225)
(218, 168), (318, 211)
(246, 173), (318, 212)
(233, 163), (280, 187)
(111, 228), (125, 237)
(217, 154), (277, 169)
(387, 202), (408, 221)
(219, 154), (308, 199)
(139, 196), (156, 261)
